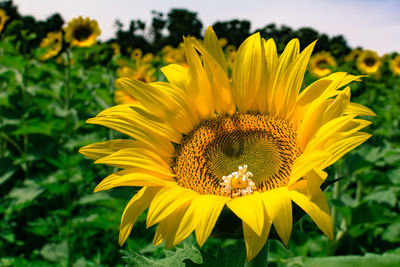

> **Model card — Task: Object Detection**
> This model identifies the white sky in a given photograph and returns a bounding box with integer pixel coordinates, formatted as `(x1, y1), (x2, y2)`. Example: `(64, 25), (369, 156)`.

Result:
(12, 0), (400, 55)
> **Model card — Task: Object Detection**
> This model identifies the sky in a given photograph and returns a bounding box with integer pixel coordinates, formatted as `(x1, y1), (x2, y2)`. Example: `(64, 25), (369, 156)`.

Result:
(11, 0), (400, 54)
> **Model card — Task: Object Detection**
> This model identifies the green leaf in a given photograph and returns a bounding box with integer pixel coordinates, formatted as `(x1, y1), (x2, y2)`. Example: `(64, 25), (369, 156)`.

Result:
(123, 244), (203, 267)
(40, 240), (69, 263)
(284, 253), (400, 267)
(7, 179), (44, 206)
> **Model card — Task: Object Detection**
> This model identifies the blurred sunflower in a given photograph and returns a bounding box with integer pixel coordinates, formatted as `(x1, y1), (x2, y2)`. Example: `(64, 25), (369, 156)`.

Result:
(356, 50), (381, 75)
(64, 16), (101, 47)
(161, 43), (187, 67)
(0, 8), (9, 33)
(308, 51), (337, 78)
(39, 31), (63, 61)
(344, 48), (362, 62)
(80, 27), (375, 260)
(111, 43), (120, 56)
(389, 55), (400, 76)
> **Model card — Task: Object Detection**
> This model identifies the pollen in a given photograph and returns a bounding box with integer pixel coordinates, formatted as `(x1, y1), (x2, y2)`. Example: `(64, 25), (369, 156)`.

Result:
(172, 113), (302, 197)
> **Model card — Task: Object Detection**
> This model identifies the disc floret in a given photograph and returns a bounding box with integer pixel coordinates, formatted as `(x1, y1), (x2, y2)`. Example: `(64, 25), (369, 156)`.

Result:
(221, 165), (256, 197)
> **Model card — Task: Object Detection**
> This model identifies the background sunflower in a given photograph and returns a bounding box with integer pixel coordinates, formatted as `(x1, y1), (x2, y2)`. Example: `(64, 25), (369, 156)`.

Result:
(64, 16), (101, 47)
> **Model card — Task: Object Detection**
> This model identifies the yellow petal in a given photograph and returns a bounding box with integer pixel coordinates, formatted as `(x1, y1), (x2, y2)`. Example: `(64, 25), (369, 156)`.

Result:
(204, 26), (227, 72)
(191, 38), (235, 115)
(94, 147), (170, 169)
(79, 139), (138, 160)
(194, 195), (230, 247)
(115, 78), (181, 122)
(289, 180), (333, 239)
(146, 186), (198, 228)
(276, 41), (316, 119)
(288, 150), (331, 187)
(232, 33), (263, 112)
(161, 64), (188, 90)
(184, 36), (215, 120)
(227, 192), (264, 236)
(257, 38), (278, 114)
(243, 212), (272, 261)
(344, 102), (377, 116)
(119, 186), (160, 246)
(94, 169), (175, 192)
(153, 202), (191, 248)
(261, 188), (292, 245)
(322, 132), (372, 168)
(269, 39), (299, 115)
(86, 116), (174, 155)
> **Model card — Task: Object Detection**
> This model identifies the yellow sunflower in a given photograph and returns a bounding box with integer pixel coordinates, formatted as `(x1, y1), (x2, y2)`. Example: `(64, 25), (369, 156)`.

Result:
(64, 16), (101, 47)
(39, 31), (63, 61)
(356, 50), (381, 75)
(0, 8), (9, 33)
(111, 43), (120, 56)
(161, 43), (187, 67)
(344, 48), (362, 62)
(80, 27), (375, 260)
(389, 55), (400, 76)
(308, 51), (337, 78)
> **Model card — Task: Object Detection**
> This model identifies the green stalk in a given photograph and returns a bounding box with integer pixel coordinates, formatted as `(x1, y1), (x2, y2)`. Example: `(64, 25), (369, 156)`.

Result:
(244, 241), (269, 267)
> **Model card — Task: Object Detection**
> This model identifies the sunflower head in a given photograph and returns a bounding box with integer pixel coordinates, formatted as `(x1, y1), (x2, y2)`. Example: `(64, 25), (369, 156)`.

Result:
(389, 55), (400, 76)
(344, 48), (362, 62)
(308, 51), (337, 78)
(64, 16), (101, 47)
(80, 27), (375, 260)
(111, 43), (120, 56)
(0, 8), (9, 33)
(38, 31), (63, 61)
(356, 50), (381, 75)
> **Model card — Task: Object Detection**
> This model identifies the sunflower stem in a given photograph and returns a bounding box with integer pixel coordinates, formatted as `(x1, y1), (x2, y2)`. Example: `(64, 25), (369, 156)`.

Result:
(244, 240), (269, 267)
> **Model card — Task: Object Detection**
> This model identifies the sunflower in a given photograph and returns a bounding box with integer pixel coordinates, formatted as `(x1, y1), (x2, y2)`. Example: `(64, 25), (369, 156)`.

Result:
(80, 27), (375, 260)
(38, 31), (63, 61)
(344, 48), (362, 62)
(308, 51), (337, 78)
(111, 43), (120, 56)
(64, 16), (101, 47)
(0, 9), (9, 33)
(389, 55), (400, 76)
(161, 43), (187, 67)
(356, 50), (381, 75)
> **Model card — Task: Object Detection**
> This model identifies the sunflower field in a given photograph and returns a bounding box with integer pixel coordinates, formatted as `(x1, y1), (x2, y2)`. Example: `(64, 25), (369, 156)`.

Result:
(1, 1), (400, 267)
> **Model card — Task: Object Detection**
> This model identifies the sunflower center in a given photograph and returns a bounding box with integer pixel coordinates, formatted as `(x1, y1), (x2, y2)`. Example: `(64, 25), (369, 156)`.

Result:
(73, 26), (92, 42)
(365, 57), (376, 67)
(172, 113), (301, 197)
(317, 59), (328, 68)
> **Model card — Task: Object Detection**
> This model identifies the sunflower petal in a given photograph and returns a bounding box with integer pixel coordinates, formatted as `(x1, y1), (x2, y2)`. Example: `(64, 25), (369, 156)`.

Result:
(94, 170), (175, 192)
(288, 150), (331, 186)
(94, 147), (170, 169)
(289, 180), (333, 239)
(161, 64), (188, 90)
(146, 186), (198, 228)
(119, 186), (160, 246)
(204, 26), (227, 72)
(344, 102), (377, 116)
(232, 33), (263, 112)
(261, 188), (292, 245)
(153, 202), (191, 248)
(194, 195), (230, 247)
(184, 37), (215, 119)
(243, 212), (272, 261)
(227, 192), (264, 236)
(79, 139), (138, 160)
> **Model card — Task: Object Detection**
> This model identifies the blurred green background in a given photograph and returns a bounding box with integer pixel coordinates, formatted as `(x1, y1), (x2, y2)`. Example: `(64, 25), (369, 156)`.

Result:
(1, 0), (400, 266)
